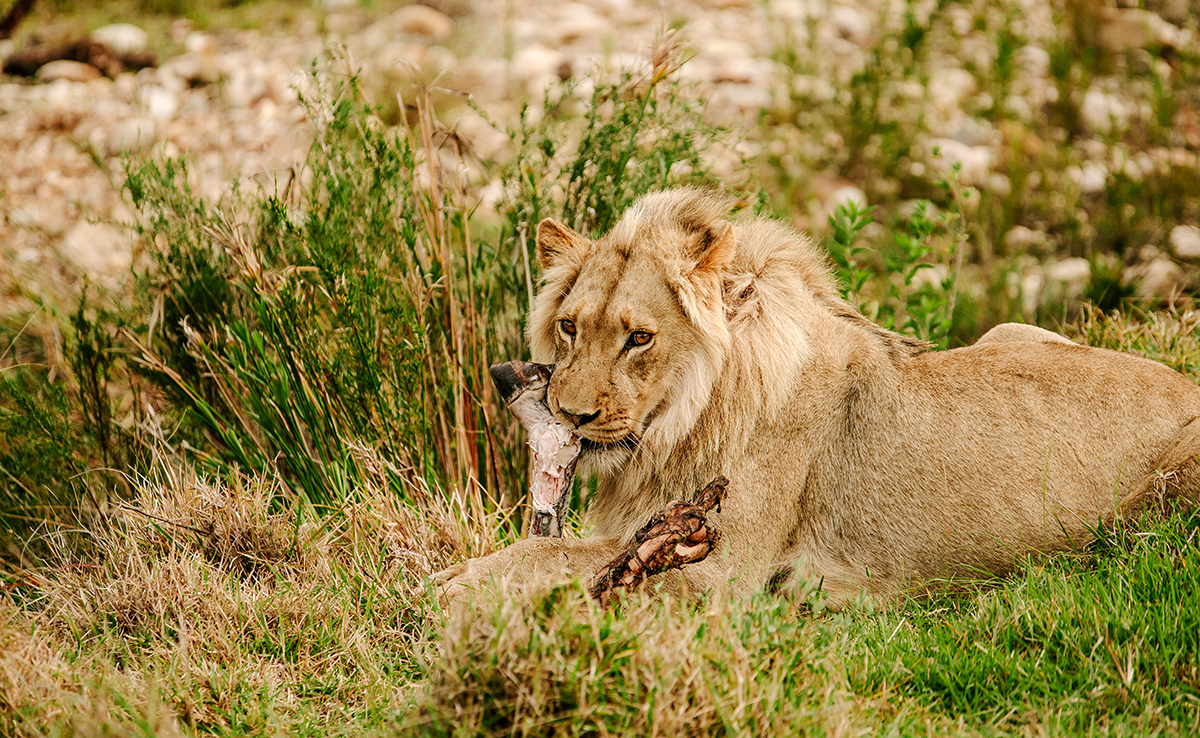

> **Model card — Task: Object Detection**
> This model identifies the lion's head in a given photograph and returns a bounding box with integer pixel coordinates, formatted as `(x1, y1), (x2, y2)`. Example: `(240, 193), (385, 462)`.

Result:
(527, 189), (738, 473)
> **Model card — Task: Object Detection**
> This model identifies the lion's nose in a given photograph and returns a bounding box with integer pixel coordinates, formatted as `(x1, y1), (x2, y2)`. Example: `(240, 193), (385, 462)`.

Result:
(559, 407), (601, 427)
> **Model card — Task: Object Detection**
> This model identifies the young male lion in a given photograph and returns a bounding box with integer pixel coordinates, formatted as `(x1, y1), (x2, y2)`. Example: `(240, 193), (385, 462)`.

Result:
(436, 188), (1200, 607)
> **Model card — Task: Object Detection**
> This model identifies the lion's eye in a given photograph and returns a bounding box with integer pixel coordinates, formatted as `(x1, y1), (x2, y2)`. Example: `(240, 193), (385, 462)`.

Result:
(627, 331), (653, 347)
(560, 319), (576, 337)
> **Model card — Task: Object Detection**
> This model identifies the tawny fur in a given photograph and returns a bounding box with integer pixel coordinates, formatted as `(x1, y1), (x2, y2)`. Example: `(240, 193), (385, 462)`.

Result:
(436, 187), (1200, 607)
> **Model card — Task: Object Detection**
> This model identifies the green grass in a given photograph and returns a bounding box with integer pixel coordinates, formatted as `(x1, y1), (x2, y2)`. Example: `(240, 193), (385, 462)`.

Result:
(3, 270), (1199, 735)
(416, 508), (1200, 736)
(6, 454), (1200, 735)
(852, 509), (1200, 733)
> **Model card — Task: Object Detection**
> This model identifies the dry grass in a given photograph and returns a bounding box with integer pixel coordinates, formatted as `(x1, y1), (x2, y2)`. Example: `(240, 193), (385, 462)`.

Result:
(1070, 305), (1200, 377)
(0, 451), (510, 736)
(3, 295), (1199, 738)
(413, 584), (963, 737)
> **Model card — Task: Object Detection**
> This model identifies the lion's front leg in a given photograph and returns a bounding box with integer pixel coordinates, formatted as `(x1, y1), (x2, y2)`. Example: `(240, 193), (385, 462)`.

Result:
(432, 536), (625, 609)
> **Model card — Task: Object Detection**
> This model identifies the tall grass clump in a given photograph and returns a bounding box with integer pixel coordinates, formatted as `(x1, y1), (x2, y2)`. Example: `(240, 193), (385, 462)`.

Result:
(1, 462), (460, 736)
(116, 49), (727, 536)
(412, 584), (961, 737)
(824, 164), (971, 348)
(1, 292), (148, 564)
(125, 79), (495, 512)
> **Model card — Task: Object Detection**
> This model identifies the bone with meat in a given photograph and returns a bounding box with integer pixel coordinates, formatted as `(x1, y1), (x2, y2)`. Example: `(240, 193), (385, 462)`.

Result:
(489, 361), (581, 537)
(587, 476), (729, 607)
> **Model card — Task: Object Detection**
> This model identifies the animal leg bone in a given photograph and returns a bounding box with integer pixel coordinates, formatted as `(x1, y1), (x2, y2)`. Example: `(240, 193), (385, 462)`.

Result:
(587, 476), (729, 607)
(490, 361), (581, 537)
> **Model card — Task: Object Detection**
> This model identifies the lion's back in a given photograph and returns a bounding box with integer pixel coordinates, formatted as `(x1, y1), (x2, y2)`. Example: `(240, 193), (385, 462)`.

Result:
(891, 340), (1199, 537)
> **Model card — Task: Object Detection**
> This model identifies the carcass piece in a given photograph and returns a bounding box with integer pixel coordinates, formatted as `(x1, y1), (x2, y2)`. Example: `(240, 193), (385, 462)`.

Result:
(588, 476), (729, 607)
(490, 361), (582, 537)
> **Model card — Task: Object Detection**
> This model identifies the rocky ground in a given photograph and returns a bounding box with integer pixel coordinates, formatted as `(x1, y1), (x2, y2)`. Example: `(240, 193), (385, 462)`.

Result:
(1, 0), (1198, 331)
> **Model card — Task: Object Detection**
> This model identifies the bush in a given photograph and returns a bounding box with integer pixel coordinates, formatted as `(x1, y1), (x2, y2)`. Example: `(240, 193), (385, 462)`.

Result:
(122, 53), (727, 520)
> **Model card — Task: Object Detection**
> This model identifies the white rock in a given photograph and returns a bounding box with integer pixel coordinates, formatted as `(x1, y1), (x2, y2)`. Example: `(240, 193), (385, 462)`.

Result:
(9, 203), (66, 235)
(63, 221), (130, 280)
(928, 138), (993, 186)
(511, 44), (565, 95)
(91, 23), (149, 54)
(709, 81), (772, 116)
(423, 44), (458, 74)
(815, 183), (866, 223)
(1156, 0), (1190, 25)
(393, 5), (454, 42)
(772, 0), (810, 22)
(587, 0), (633, 16)
(552, 4), (607, 46)
(828, 5), (871, 46)
(946, 117), (993, 147)
(163, 54), (221, 86)
(36, 60), (101, 83)
(984, 173), (1011, 197)
(912, 263), (949, 290)
(928, 68), (977, 112)
(1047, 257), (1091, 286)
(1068, 163), (1108, 194)
(1005, 225), (1049, 252)
(948, 6), (972, 36)
(1021, 272), (1043, 314)
(105, 116), (159, 156)
(1081, 86), (1131, 134)
(1129, 257), (1185, 300)
(1097, 7), (1187, 52)
(185, 32), (217, 55)
(224, 64), (267, 108)
(138, 85), (180, 120)
(1016, 45), (1050, 77)
(1170, 225), (1200, 260)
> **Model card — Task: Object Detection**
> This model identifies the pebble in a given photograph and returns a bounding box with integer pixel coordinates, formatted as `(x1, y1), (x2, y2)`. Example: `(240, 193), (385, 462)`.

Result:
(928, 68), (978, 114)
(36, 60), (101, 83)
(393, 5), (454, 42)
(1096, 7), (1188, 52)
(104, 116), (159, 156)
(828, 5), (872, 46)
(1128, 257), (1185, 300)
(62, 221), (131, 282)
(91, 23), (150, 54)
(1081, 86), (1132, 135)
(139, 85), (180, 120)
(1046, 258), (1091, 290)
(1068, 163), (1108, 194)
(0, 0), (1195, 297)
(1170, 225), (1200, 260)
(927, 138), (993, 187)
(1005, 226), (1049, 253)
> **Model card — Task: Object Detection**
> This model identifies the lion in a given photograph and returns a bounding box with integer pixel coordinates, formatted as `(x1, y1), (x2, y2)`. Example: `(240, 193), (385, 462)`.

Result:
(435, 188), (1200, 607)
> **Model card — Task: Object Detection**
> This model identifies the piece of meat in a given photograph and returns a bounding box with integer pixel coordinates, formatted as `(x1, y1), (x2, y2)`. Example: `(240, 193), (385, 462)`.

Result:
(587, 476), (729, 607)
(490, 361), (581, 537)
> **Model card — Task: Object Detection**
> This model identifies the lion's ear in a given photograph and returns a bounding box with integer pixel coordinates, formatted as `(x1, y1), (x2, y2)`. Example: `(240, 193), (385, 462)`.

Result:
(536, 219), (587, 271)
(691, 222), (737, 276)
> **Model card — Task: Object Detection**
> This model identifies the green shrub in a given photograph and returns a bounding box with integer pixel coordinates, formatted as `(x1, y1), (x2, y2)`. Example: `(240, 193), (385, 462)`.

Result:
(0, 291), (142, 563)
(118, 54), (727, 525)
(824, 166), (969, 349)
